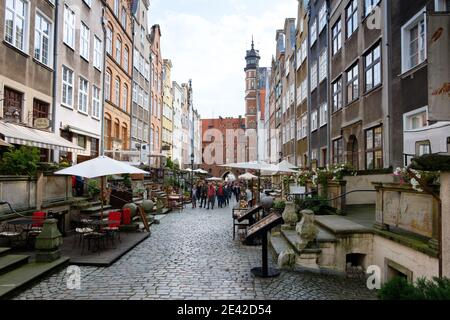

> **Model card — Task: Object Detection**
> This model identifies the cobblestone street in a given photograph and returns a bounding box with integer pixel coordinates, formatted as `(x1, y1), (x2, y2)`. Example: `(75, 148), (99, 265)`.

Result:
(15, 202), (377, 300)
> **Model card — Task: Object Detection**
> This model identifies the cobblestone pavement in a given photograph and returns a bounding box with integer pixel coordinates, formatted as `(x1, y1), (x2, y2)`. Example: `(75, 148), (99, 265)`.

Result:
(15, 201), (377, 300)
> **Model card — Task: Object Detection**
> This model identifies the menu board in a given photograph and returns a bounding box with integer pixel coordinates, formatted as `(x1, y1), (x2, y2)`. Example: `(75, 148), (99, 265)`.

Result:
(246, 213), (283, 240)
(237, 205), (262, 222)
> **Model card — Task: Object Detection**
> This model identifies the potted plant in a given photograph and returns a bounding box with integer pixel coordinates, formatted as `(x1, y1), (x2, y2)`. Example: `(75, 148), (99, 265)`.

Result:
(273, 199), (286, 215)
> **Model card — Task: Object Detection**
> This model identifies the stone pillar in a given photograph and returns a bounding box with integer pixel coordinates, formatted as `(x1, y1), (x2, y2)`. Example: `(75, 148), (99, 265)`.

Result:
(35, 219), (63, 262)
(35, 172), (44, 211)
(441, 172), (450, 277)
(281, 202), (298, 231)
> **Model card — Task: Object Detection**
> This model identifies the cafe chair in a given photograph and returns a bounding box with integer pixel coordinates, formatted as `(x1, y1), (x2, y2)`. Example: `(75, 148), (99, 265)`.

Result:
(0, 223), (22, 247)
(102, 211), (122, 247)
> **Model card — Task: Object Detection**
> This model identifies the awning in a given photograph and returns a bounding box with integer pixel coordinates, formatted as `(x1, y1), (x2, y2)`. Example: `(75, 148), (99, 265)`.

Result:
(0, 120), (85, 152)
(404, 121), (450, 155)
(0, 138), (12, 147)
(66, 125), (101, 139)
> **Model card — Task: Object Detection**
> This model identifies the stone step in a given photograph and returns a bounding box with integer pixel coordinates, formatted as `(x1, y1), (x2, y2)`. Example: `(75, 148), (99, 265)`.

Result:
(0, 257), (70, 299)
(81, 204), (112, 213)
(315, 215), (371, 235)
(268, 233), (296, 270)
(0, 248), (11, 257)
(0, 255), (30, 276)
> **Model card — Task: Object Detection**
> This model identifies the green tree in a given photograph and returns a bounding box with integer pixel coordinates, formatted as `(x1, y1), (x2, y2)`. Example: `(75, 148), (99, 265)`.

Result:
(0, 146), (40, 176)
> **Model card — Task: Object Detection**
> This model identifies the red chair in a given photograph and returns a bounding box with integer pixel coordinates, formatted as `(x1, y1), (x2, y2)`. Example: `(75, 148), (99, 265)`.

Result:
(122, 208), (131, 225)
(32, 211), (47, 229)
(103, 211), (122, 246)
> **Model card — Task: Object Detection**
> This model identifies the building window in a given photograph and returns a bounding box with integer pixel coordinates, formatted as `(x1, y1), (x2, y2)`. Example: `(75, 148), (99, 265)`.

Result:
(80, 23), (90, 61)
(301, 39), (307, 63)
(346, 0), (358, 39)
(132, 82), (138, 103)
(32, 99), (49, 122)
(332, 77), (342, 112)
(63, 5), (75, 48)
(94, 36), (102, 70)
(62, 66), (74, 107)
(114, 0), (119, 16)
(333, 138), (344, 164)
(332, 19), (342, 55)
(435, 0), (450, 11)
(310, 61), (318, 92)
(346, 63), (359, 103)
(364, 44), (381, 91)
(401, 10), (426, 73)
(5, 0), (28, 51)
(138, 86), (143, 106)
(141, 26), (145, 46)
(124, 47), (129, 72)
(115, 37), (122, 65)
(78, 77), (89, 114)
(319, 3), (327, 33)
(416, 141), (431, 156)
(121, 7), (127, 28)
(92, 85), (100, 118)
(132, 117), (138, 138)
(105, 70), (111, 101)
(83, 0), (91, 7)
(311, 110), (318, 132)
(77, 135), (86, 149)
(143, 124), (149, 142)
(122, 84), (128, 112)
(365, 0), (381, 17)
(91, 138), (99, 157)
(404, 108), (428, 130)
(310, 19), (317, 47)
(114, 78), (120, 106)
(3, 87), (23, 122)
(365, 126), (383, 170)
(319, 50), (327, 82)
(106, 26), (112, 55)
(34, 13), (51, 66)
(319, 103), (328, 127)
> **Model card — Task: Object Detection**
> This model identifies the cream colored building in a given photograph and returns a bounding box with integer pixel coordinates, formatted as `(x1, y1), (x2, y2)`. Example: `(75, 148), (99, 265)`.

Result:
(162, 59), (173, 159)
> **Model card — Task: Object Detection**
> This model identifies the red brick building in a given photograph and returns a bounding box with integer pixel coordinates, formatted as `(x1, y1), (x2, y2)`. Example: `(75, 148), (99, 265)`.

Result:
(201, 117), (247, 178)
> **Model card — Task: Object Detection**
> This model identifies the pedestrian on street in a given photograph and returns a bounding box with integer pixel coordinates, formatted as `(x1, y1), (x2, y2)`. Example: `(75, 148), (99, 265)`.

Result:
(192, 185), (198, 208)
(217, 183), (225, 208)
(246, 186), (253, 208)
(200, 182), (208, 208)
(207, 183), (216, 210)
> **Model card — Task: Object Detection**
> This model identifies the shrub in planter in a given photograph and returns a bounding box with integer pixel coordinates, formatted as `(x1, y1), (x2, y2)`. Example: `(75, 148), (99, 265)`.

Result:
(379, 276), (450, 300)
(0, 146), (40, 176)
(87, 180), (100, 199)
(273, 200), (286, 214)
(295, 196), (335, 216)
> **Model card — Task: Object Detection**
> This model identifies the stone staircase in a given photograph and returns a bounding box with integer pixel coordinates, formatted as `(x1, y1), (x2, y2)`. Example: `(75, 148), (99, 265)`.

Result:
(269, 225), (338, 272)
(0, 247), (69, 299)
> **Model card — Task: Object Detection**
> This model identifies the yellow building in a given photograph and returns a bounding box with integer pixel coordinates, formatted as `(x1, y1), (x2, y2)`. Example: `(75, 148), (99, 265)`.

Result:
(162, 59), (174, 159)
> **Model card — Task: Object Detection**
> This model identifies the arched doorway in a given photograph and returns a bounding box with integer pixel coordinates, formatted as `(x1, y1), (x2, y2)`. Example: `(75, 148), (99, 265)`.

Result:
(347, 135), (359, 170)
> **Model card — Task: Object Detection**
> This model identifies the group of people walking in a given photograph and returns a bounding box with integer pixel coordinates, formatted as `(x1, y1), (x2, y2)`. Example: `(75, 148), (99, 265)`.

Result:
(191, 181), (252, 210)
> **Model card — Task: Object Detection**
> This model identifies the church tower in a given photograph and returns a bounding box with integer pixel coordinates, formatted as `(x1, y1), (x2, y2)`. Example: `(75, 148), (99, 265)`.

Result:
(244, 38), (260, 131)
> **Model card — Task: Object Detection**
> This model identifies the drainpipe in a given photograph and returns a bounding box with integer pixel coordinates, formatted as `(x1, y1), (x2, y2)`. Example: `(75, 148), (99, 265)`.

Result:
(383, 0), (392, 169)
(130, 10), (135, 152)
(100, 5), (107, 156)
(51, 0), (60, 160)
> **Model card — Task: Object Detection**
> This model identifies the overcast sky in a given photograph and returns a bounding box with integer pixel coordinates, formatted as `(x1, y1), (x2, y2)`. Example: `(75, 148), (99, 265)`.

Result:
(148, 0), (297, 118)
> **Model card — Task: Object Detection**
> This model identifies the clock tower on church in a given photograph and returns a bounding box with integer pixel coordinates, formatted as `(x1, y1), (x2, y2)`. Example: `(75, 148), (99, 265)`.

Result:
(244, 38), (260, 131)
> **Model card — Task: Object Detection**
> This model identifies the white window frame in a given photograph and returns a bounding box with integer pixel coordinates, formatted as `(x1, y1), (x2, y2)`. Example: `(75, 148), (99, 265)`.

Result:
(105, 71), (111, 101)
(364, 44), (381, 91)
(132, 82), (138, 103)
(319, 50), (327, 82)
(124, 46), (129, 72)
(346, 0), (358, 39)
(5, 0), (29, 52)
(310, 61), (318, 92)
(401, 8), (427, 73)
(310, 19), (317, 47)
(301, 39), (307, 63)
(115, 38), (122, 65)
(122, 84), (128, 112)
(319, 103), (328, 127)
(78, 77), (89, 115)
(63, 4), (75, 49)
(92, 85), (100, 119)
(80, 22), (90, 61)
(301, 115), (308, 138)
(34, 11), (52, 66)
(93, 36), (102, 71)
(319, 3), (327, 33)
(403, 106), (429, 131)
(62, 65), (74, 108)
(311, 110), (318, 132)
(106, 27), (112, 55)
(114, 78), (120, 106)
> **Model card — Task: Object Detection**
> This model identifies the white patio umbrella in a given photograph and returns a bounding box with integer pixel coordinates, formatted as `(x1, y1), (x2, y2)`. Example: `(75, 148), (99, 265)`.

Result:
(278, 160), (298, 170)
(239, 172), (258, 180)
(221, 161), (280, 203)
(194, 169), (209, 174)
(206, 177), (223, 182)
(55, 156), (149, 219)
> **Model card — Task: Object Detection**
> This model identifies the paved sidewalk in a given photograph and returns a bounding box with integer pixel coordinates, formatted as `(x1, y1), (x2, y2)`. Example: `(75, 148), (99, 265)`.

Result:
(14, 201), (377, 300)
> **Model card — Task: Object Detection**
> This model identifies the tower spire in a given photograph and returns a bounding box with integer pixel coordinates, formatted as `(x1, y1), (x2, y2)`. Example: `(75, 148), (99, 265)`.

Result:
(251, 35), (254, 50)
